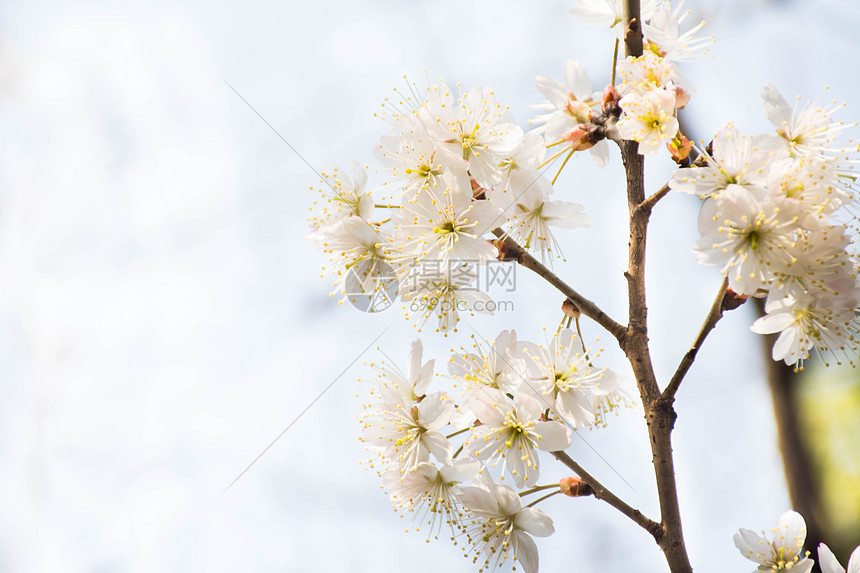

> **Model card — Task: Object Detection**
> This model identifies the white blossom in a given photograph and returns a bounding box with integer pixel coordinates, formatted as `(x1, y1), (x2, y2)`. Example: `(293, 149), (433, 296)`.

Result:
(499, 169), (591, 263)
(734, 510), (813, 573)
(465, 387), (570, 487)
(616, 88), (679, 154)
(362, 388), (455, 473)
(530, 59), (609, 166)
(761, 84), (856, 160)
(693, 186), (801, 295)
(307, 161), (374, 232)
(751, 290), (859, 368)
(448, 330), (526, 396)
(669, 124), (786, 198)
(391, 174), (500, 268)
(818, 543), (860, 573)
(399, 263), (494, 334)
(458, 477), (554, 573)
(383, 459), (478, 537)
(520, 328), (625, 428)
(421, 82), (524, 189)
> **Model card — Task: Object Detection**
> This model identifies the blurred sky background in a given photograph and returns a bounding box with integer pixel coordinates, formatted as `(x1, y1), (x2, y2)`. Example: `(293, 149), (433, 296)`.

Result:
(1, 0), (859, 571)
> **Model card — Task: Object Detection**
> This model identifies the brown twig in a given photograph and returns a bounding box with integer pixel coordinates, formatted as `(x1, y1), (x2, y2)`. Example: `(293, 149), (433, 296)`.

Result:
(617, 2), (693, 568)
(491, 229), (627, 343)
(552, 451), (662, 539)
(661, 277), (729, 402)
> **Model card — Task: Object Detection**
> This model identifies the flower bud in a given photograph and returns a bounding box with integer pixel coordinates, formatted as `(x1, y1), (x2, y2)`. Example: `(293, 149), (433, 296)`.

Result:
(559, 477), (593, 497)
(672, 85), (691, 110)
(561, 298), (581, 319)
(602, 84), (619, 112)
(667, 134), (693, 164)
(563, 124), (597, 152)
(721, 287), (749, 312)
(493, 238), (519, 262)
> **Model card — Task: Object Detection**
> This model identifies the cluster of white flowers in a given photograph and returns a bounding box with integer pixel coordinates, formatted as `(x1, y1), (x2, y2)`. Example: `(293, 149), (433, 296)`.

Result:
(734, 510), (860, 573)
(305, 0), (860, 570)
(670, 87), (860, 369)
(359, 331), (623, 572)
(532, 0), (710, 160)
(307, 74), (599, 333)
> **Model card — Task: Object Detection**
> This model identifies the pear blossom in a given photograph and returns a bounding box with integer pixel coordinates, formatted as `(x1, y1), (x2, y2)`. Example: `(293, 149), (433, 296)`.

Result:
(670, 124), (786, 198)
(768, 227), (854, 301)
(421, 82), (524, 188)
(391, 174), (500, 267)
(500, 169), (592, 263)
(383, 458), (478, 537)
(766, 157), (849, 218)
(530, 59), (609, 166)
(520, 328), (624, 428)
(376, 116), (470, 197)
(616, 88), (679, 154)
(818, 543), (860, 573)
(616, 51), (687, 94)
(569, 0), (658, 34)
(465, 387), (571, 487)
(761, 84), (856, 160)
(750, 290), (859, 368)
(361, 389), (455, 472)
(399, 263), (494, 333)
(313, 216), (392, 299)
(734, 510), (813, 573)
(643, 3), (712, 63)
(373, 339), (436, 404)
(448, 330), (526, 396)
(496, 132), (547, 185)
(458, 478), (554, 573)
(693, 186), (801, 295)
(308, 161), (374, 232)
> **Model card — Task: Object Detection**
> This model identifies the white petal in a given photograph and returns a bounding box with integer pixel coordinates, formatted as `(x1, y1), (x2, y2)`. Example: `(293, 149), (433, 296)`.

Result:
(533, 420), (571, 451)
(846, 545), (860, 573)
(750, 310), (796, 334)
(761, 84), (792, 129)
(819, 544), (846, 573)
(513, 531), (540, 573)
(515, 507), (555, 537)
(541, 201), (592, 229)
(564, 59), (592, 100)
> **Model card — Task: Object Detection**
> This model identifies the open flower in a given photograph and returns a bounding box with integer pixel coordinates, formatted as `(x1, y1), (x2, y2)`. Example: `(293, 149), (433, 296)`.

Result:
(465, 387), (570, 487)
(307, 161), (374, 232)
(399, 262), (494, 334)
(520, 328), (625, 428)
(818, 543), (860, 573)
(361, 389), (454, 473)
(500, 169), (592, 264)
(670, 124), (787, 199)
(448, 330), (526, 396)
(734, 510), (813, 573)
(383, 459), (478, 538)
(458, 478), (554, 573)
(421, 82), (524, 188)
(391, 174), (500, 267)
(616, 88), (679, 154)
(693, 186), (801, 295)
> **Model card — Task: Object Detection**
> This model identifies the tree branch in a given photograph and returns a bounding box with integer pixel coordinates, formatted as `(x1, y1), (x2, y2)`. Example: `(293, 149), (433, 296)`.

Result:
(617, 2), (692, 569)
(491, 229), (627, 343)
(552, 450), (662, 539)
(661, 277), (729, 402)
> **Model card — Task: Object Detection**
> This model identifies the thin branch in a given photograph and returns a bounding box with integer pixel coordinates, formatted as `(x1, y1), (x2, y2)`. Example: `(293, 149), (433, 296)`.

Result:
(492, 229), (627, 342)
(635, 122), (710, 215)
(552, 451), (662, 539)
(661, 276), (729, 402)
